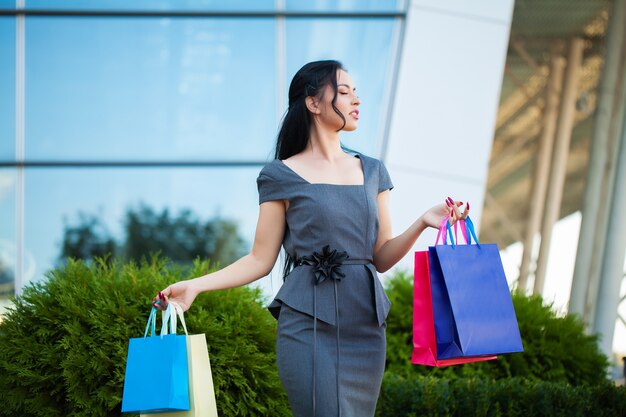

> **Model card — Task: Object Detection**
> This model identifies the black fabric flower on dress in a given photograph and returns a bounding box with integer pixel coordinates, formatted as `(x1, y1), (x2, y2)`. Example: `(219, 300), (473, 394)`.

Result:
(300, 245), (349, 285)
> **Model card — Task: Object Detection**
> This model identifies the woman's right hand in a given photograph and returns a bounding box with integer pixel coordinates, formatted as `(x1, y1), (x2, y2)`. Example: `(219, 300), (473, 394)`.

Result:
(152, 280), (199, 312)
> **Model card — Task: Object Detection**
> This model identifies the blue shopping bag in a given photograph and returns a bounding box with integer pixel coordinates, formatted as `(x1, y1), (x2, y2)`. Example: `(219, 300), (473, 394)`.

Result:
(122, 303), (190, 413)
(430, 217), (524, 359)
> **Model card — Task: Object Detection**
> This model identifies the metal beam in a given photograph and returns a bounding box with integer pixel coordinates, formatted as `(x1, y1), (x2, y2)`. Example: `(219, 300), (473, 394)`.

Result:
(14, 5), (25, 297)
(484, 193), (524, 243)
(594, 84), (626, 359)
(489, 122), (543, 171)
(518, 55), (565, 291)
(495, 71), (547, 136)
(534, 37), (585, 295)
(0, 160), (273, 168)
(570, 0), (626, 321)
(587, 19), (626, 330)
(0, 9), (406, 18)
(511, 39), (541, 71)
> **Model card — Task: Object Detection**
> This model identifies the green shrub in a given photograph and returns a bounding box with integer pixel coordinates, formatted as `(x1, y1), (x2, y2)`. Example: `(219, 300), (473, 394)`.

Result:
(0, 257), (290, 417)
(376, 373), (626, 417)
(384, 270), (610, 384)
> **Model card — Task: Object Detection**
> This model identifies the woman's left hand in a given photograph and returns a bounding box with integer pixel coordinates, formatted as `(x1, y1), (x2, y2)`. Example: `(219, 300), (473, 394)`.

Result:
(420, 197), (469, 229)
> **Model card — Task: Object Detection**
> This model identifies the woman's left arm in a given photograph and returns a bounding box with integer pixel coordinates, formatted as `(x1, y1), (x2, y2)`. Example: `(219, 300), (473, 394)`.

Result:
(372, 191), (458, 273)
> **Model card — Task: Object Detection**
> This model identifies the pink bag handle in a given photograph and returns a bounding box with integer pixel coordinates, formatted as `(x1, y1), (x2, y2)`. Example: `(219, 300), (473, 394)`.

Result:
(458, 219), (470, 244)
(435, 216), (453, 246)
(435, 216), (476, 247)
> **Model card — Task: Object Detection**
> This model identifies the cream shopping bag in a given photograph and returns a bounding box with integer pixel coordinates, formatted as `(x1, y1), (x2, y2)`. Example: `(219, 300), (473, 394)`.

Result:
(142, 303), (218, 417)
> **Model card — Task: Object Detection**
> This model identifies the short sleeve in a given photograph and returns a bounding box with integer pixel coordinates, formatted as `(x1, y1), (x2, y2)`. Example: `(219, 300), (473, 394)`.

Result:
(256, 163), (288, 204)
(378, 160), (394, 193)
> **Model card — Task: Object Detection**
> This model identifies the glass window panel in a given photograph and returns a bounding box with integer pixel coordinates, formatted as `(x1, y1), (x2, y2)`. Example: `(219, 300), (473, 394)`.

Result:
(24, 0), (274, 11)
(0, 17), (15, 161)
(23, 166), (279, 288)
(286, 18), (397, 157)
(26, 17), (277, 161)
(285, 0), (405, 12)
(0, 0), (15, 9)
(0, 169), (16, 309)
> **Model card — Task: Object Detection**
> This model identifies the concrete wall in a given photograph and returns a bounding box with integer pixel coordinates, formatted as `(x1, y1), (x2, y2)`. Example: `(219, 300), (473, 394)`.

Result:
(383, 0), (515, 274)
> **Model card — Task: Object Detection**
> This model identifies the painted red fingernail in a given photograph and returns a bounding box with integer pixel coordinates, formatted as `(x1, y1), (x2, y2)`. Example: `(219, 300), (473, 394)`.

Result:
(446, 201), (451, 207)
(467, 202), (470, 210)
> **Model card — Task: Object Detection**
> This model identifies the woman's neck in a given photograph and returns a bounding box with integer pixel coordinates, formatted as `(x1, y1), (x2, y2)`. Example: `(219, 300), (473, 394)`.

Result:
(304, 125), (345, 161)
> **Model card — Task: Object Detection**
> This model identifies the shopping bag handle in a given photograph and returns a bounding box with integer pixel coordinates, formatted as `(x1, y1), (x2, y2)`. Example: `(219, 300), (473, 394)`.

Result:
(453, 217), (481, 247)
(143, 307), (158, 338)
(160, 301), (189, 337)
(435, 216), (456, 247)
(462, 216), (480, 246)
(434, 216), (480, 247)
(142, 301), (188, 338)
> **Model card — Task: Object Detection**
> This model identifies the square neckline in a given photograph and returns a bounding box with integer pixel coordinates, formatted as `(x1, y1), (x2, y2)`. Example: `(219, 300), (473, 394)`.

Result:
(278, 154), (365, 186)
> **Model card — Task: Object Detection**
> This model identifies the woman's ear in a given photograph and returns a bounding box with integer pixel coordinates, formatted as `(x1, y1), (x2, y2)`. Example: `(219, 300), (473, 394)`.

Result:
(305, 95), (321, 114)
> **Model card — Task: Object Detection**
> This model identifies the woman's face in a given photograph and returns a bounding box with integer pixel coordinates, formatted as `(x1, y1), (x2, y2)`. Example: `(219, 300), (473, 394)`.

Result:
(315, 69), (361, 132)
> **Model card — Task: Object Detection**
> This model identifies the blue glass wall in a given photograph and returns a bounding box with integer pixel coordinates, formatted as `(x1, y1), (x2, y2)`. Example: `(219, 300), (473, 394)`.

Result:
(0, 17), (15, 160)
(0, 2), (404, 301)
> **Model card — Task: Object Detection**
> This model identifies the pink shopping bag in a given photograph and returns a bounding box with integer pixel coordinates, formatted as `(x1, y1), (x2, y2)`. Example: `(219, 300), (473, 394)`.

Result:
(412, 219), (498, 366)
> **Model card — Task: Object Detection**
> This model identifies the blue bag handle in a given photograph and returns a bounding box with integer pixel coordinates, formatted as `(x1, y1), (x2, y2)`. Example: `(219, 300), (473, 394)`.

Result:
(463, 216), (480, 247)
(446, 220), (455, 247)
(143, 307), (158, 338)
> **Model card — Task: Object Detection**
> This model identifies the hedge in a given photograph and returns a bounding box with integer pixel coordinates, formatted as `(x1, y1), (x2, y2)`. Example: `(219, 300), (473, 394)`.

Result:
(384, 271), (610, 384)
(1, 260), (618, 416)
(376, 373), (626, 417)
(0, 257), (290, 417)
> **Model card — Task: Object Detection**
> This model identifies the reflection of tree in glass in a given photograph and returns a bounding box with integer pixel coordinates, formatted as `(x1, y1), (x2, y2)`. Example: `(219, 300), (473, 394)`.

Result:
(60, 205), (247, 266)
(0, 258), (14, 296)
(60, 213), (116, 261)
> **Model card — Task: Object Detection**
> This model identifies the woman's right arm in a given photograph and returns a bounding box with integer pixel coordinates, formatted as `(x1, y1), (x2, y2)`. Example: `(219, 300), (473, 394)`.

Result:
(153, 200), (286, 311)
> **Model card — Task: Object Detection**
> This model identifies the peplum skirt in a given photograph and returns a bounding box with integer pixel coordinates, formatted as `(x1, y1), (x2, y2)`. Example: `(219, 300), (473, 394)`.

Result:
(274, 265), (386, 417)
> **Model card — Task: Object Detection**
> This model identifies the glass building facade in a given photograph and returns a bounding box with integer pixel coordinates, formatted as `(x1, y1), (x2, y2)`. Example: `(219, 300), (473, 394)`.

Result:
(0, 1), (406, 309)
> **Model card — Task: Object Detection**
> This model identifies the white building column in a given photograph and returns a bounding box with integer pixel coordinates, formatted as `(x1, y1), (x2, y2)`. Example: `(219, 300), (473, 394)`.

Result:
(384, 0), (515, 272)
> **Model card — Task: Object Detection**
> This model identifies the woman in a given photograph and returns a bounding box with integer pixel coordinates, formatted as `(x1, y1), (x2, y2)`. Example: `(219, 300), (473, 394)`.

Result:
(153, 60), (466, 417)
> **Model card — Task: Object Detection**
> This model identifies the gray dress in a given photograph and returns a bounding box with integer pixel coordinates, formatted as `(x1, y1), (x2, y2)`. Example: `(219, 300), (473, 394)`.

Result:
(256, 153), (394, 417)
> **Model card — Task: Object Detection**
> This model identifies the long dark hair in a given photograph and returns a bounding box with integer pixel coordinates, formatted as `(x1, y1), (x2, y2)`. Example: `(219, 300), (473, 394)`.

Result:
(274, 60), (346, 160)
(274, 60), (348, 281)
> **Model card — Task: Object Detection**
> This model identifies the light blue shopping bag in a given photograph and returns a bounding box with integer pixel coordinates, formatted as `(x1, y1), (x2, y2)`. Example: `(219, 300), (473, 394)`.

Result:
(122, 303), (190, 413)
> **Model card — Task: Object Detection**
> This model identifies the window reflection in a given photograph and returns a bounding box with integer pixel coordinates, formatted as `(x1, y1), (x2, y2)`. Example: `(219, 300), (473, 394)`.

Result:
(24, 0), (275, 11)
(26, 17), (277, 161)
(0, 17), (15, 161)
(0, 169), (16, 305)
(286, 17), (397, 156)
(24, 167), (263, 286)
(9, 8), (402, 304)
(20, 0), (405, 12)
(285, 0), (405, 12)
